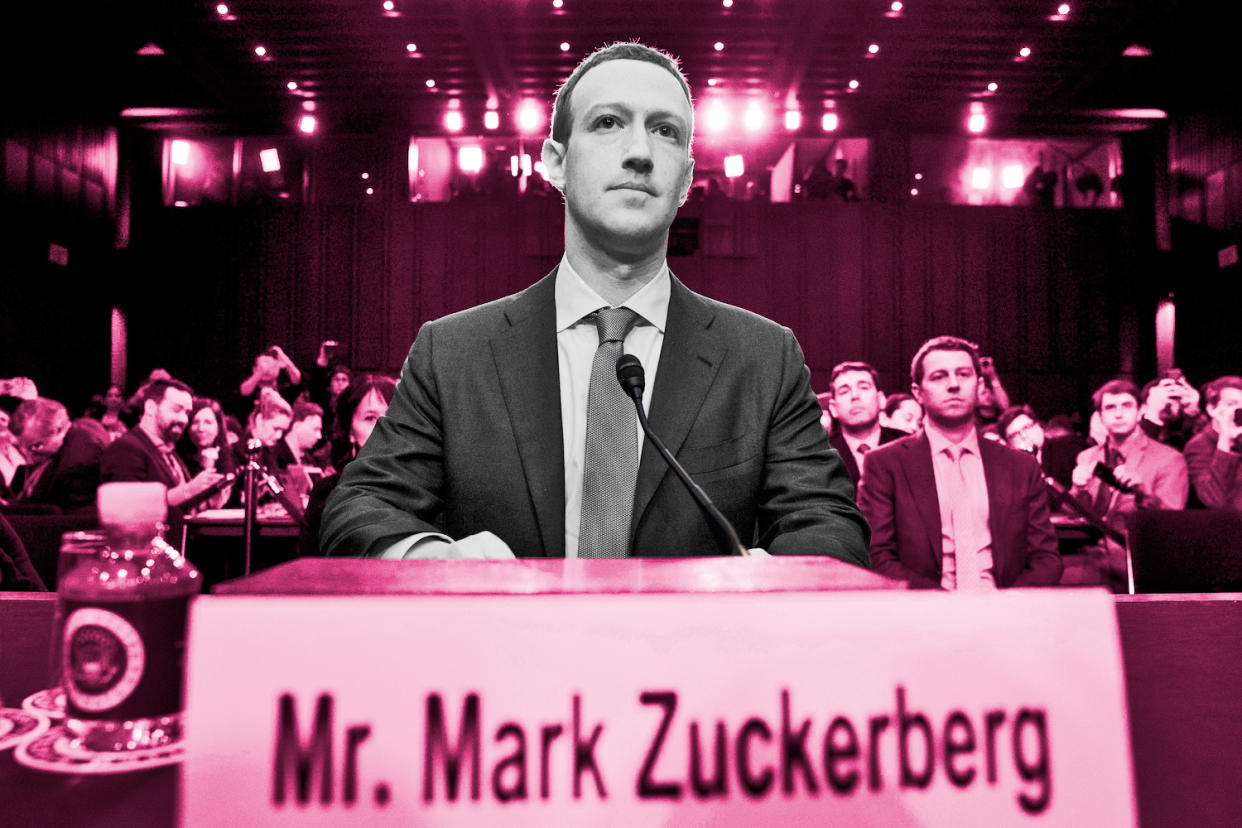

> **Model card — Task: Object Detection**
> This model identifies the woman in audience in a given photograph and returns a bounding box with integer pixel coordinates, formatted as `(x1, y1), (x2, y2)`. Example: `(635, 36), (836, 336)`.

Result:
(177, 397), (236, 509)
(882, 392), (923, 435)
(298, 375), (396, 556)
(84, 385), (129, 443)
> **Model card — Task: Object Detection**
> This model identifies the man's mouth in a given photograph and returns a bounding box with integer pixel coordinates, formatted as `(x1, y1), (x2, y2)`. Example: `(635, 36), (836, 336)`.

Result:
(612, 182), (656, 196)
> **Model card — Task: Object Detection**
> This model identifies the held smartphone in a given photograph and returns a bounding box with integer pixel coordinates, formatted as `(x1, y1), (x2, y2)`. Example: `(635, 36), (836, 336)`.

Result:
(1234, 408), (1242, 426)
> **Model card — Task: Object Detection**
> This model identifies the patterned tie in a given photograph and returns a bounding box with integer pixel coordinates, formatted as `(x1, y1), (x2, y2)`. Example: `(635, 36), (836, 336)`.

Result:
(944, 446), (984, 590)
(578, 307), (642, 558)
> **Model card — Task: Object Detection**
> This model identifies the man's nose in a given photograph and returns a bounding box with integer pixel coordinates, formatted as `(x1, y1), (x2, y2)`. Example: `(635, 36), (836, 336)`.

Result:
(622, 126), (654, 175)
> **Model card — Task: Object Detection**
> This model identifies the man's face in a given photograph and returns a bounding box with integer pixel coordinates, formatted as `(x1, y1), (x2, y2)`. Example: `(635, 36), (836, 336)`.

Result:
(543, 59), (694, 258)
(1003, 413), (1045, 454)
(18, 414), (70, 462)
(829, 370), (882, 431)
(287, 415), (323, 452)
(1099, 392), (1140, 440)
(1208, 387), (1242, 432)
(254, 413), (292, 447)
(150, 388), (193, 444)
(912, 349), (978, 429)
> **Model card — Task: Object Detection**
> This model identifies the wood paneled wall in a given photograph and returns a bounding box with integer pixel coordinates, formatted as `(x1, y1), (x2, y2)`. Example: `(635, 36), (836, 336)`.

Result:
(126, 199), (1141, 420)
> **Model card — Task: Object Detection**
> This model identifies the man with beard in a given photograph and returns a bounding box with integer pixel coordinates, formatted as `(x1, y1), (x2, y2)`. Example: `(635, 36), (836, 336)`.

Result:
(101, 379), (224, 525)
(825, 361), (906, 491)
(858, 336), (1061, 589)
(8, 397), (105, 513)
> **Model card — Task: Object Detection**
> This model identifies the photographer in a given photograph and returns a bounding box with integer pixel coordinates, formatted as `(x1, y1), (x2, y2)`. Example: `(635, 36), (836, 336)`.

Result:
(1183, 376), (1242, 511)
(308, 339), (350, 444)
(973, 354), (1011, 429)
(1140, 369), (1202, 451)
(232, 345), (303, 422)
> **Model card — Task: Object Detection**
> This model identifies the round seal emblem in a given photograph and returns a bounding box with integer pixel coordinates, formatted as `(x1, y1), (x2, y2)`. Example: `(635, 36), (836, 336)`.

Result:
(63, 607), (146, 712)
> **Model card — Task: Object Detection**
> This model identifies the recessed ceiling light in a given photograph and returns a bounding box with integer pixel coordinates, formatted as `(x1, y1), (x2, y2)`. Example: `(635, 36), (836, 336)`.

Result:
(848, 79), (860, 90)
(406, 43), (418, 53)
(868, 43), (880, 55)
(254, 45), (267, 57)
(425, 79), (436, 88)
(560, 42), (570, 52)
(1019, 46), (1032, 58)
(987, 82), (998, 92)
(287, 81), (298, 91)
(714, 41), (725, 51)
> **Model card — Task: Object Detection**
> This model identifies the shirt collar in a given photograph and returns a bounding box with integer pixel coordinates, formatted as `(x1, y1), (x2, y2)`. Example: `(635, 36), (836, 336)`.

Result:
(139, 421), (174, 454)
(1109, 427), (1149, 459)
(842, 427), (881, 454)
(554, 255), (670, 334)
(924, 420), (982, 459)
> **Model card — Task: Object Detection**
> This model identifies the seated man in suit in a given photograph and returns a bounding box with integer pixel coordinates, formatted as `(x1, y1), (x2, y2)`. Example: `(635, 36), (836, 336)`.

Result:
(858, 336), (1062, 589)
(998, 404), (1085, 490)
(8, 397), (105, 514)
(321, 41), (870, 564)
(825, 361), (905, 492)
(101, 379), (224, 526)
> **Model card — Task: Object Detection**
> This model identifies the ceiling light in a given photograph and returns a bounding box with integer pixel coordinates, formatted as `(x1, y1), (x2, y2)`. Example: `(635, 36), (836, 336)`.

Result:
(361, 172), (370, 180)
(723, 0), (733, 7)
(887, 1), (903, 15)
(703, 100), (729, 133)
(171, 140), (190, 166)
(458, 146), (484, 174)
(406, 43), (418, 53)
(560, 42), (570, 52)
(723, 154), (745, 179)
(743, 101), (765, 132)
(286, 81), (298, 91)
(299, 115), (318, 134)
(1057, 3), (1070, 14)
(822, 112), (839, 132)
(382, 1), (395, 10)
(366, 187), (374, 195)
(216, 4), (229, 15)
(967, 111), (987, 134)
(714, 41), (725, 51)
(971, 167), (992, 190)
(516, 100), (545, 133)
(707, 78), (719, 87)
(484, 110), (500, 130)
(784, 110), (802, 131)
(254, 45), (267, 57)
(987, 82), (998, 92)
(1122, 43), (1153, 57)
(259, 148), (281, 173)
(1019, 46), (1032, 58)
(425, 79), (436, 88)
(136, 43), (165, 56)
(444, 110), (464, 132)
(848, 79), (860, 90)
(910, 188), (919, 197)
(914, 172), (923, 181)
(302, 100), (316, 112)
(553, 0), (563, 8)
(868, 43), (880, 55)
(1001, 164), (1025, 189)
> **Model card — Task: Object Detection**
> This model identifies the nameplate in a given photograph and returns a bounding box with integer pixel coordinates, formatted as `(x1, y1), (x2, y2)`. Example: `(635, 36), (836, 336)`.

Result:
(182, 590), (1134, 825)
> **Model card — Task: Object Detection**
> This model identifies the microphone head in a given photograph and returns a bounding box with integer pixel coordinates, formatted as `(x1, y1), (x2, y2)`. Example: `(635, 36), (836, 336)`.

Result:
(245, 437), (264, 456)
(616, 353), (646, 399)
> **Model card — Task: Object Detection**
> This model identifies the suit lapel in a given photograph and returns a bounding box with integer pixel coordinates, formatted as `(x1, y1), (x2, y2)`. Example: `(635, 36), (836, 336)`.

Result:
(980, 440), (1011, 564)
(133, 427), (179, 488)
(899, 434), (944, 561)
(631, 276), (727, 529)
(490, 271), (566, 558)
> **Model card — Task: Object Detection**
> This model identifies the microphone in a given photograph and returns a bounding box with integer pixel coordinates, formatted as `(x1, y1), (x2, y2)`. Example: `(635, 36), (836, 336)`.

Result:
(1093, 462), (1136, 494)
(615, 354), (750, 557)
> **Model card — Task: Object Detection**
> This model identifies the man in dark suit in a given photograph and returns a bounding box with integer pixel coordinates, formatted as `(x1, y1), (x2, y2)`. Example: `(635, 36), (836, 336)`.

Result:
(858, 336), (1061, 589)
(9, 398), (104, 514)
(321, 42), (870, 564)
(101, 379), (224, 527)
(824, 361), (905, 492)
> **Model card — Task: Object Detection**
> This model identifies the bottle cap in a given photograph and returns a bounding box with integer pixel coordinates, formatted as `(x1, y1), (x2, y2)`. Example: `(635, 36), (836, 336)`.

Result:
(97, 481), (168, 526)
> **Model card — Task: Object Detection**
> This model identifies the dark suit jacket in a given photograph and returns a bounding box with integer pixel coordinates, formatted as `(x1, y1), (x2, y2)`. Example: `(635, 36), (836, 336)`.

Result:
(857, 432), (1062, 588)
(827, 426), (906, 491)
(100, 427), (194, 528)
(23, 423), (104, 515)
(321, 270), (871, 564)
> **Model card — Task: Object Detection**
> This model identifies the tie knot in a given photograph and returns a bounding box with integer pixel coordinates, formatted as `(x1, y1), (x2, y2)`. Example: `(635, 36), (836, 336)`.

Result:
(592, 307), (640, 344)
(857, 443), (871, 455)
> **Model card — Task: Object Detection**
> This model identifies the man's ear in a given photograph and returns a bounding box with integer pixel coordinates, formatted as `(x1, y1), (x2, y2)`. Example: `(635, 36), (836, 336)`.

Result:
(910, 383), (923, 405)
(877, 391), (888, 412)
(143, 398), (158, 419)
(542, 138), (567, 191)
(677, 156), (696, 206)
(827, 395), (839, 420)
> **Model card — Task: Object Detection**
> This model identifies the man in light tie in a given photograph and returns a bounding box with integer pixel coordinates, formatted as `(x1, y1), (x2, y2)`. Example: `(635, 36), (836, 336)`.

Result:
(858, 336), (1061, 589)
(320, 42), (869, 564)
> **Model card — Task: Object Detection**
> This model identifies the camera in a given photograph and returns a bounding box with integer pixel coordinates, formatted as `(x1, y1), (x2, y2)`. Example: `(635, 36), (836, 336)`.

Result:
(1234, 408), (1242, 427)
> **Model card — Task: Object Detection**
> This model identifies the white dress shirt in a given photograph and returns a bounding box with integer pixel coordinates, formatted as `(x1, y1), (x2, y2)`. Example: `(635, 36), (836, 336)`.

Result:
(924, 422), (996, 591)
(381, 257), (669, 559)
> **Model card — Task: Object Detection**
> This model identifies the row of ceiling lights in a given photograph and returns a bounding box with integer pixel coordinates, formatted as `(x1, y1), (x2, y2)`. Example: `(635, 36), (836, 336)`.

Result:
(210, 0), (1074, 136)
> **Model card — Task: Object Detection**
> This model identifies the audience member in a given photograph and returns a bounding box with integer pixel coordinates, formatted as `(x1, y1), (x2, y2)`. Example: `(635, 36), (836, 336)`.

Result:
(0, 511), (47, 591)
(274, 401), (324, 472)
(0, 405), (28, 501)
(814, 391), (834, 434)
(101, 379), (225, 527)
(233, 345), (303, 421)
(825, 361), (905, 490)
(0, 376), (39, 401)
(832, 158), (858, 202)
(84, 385), (129, 443)
(235, 387), (294, 474)
(1183, 375), (1242, 511)
(881, 392), (923, 434)
(308, 340), (351, 437)
(864, 337), (1058, 588)
(973, 354), (1011, 428)
(998, 404), (1086, 488)
(1139, 369), (1201, 451)
(858, 335), (1061, 589)
(299, 375), (397, 557)
(176, 397), (237, 509)
(8, 397), (105, 514)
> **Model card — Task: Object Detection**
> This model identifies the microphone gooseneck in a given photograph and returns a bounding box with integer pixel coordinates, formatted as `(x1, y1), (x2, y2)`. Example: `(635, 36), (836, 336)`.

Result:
(615, 354), (750, 557)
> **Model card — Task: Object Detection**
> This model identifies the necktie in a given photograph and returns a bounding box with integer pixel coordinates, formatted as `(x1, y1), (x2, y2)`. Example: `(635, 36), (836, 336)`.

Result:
(855, 442), (871, 483)
(944, 446), (984, 590)
(578, 307), (642, 558)
(162, 449), (187, 486)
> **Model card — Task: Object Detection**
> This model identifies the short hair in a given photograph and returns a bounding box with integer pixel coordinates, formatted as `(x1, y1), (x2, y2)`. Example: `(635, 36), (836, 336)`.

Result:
(550, 41), (693, 145)
(1092, 379), (1140, 411)
(814, 391), (833, 412)
(252, 387), (293, 422)
(331, 375), (398, 467)
(1203, 375), (1242, 409)
(829, 361), (879, 393)
(139, 378), (193, 408)
(884, 392), (916, 418)
(290, 401), (323, 424)
(9, 397), (67, 438)
(909, 336), (981, 385)
(997, 404), (1039, 439)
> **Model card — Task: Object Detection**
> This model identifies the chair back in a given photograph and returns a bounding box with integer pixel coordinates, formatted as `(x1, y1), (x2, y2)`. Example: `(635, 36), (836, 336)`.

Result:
(1125, 509), (1242, 593)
